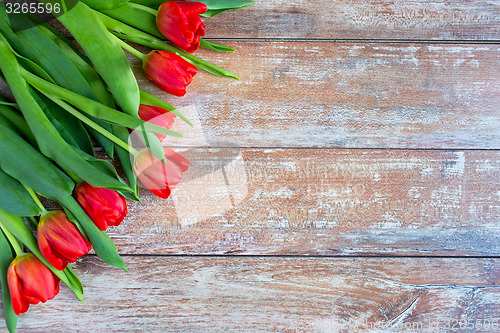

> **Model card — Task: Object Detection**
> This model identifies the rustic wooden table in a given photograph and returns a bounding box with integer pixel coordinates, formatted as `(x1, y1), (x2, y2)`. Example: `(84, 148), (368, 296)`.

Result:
(1, 1), (500, 332)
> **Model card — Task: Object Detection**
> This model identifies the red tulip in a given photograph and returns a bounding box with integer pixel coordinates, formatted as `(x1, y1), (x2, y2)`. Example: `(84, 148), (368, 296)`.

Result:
(37, 210), (91, 271)
(143, 50), (197, 97)
(74, 182), (128, 231)
(138, 104), (177, 141)
(7, 253), (60, 315)
(133, 148), (190, 199)
(156, 1), (207, 53)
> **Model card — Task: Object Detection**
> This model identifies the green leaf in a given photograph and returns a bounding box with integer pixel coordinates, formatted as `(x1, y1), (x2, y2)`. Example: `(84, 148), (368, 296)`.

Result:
(0, 104), (36, 143)
(58, 195), (127, 272)
(38, 93), (96, 156)
(33, 91), (93, 154)
(0, 229), (18, 333)
(0, 168), (44, 217)
(62, 207), (88, 242)
(0, 120), (74, 199)
(0, 96), (17, 107)
(200, 1), (256, 17)
(195, 0), (255, 11)
(51, 1), (140, 116)
(97, 11), (239, 79)
(131, 0), (255, 13)
(101, 2), (163, 39)
(64, 265), (84, 296)
(75, 148), (136, 198)
(139, 89), (192, 127)
(0, 42), (96, 154)
(201, 9), (228, 17)
(34, 23), (115, 108)
(0, 209), (84, 301)
(0, 36), (133, 193)
(22, 69), (183, 138)
(200, 38), (235, 52)
(0, 7), (99, 101)
(112, 125), (140, 201)
(127, 0), (163, 7)
(81, 0), (131, 10)
(95, 8), (240, 78)
(33, 23), (118, 157)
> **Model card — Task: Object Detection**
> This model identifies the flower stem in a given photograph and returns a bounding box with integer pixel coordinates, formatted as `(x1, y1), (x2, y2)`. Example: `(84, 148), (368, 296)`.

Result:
(27, 216), (38, 229)
(0, 220), (23, 256)
(22, 185), (47, 214)
(113, 34), (146, 60)
(127, 2), (158, 16)
(45, 95), (139, 155)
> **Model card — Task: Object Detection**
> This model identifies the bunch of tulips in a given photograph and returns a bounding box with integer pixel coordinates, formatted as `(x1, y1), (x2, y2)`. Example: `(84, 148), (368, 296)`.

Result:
(0, 0), (253, 331)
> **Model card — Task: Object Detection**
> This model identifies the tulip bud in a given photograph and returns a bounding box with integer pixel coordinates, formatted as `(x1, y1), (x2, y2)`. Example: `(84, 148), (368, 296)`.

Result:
(143, 50), (197, 97)
(7, 253), (60, 315)
(138, 104), (177, 142)
(37, 210), (91, 271)
(156, 1), (207, 53)
(133, 148), (190, 199)
(74, 182), (128, 231)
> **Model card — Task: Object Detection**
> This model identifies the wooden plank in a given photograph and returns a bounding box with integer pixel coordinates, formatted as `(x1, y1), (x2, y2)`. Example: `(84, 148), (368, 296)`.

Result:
(41, 1), (500, 41)
(2, 256), (498, 332)
(204, 0), (500, 40)
(135, 42), (500, 149)
(102, 149), (500, 256)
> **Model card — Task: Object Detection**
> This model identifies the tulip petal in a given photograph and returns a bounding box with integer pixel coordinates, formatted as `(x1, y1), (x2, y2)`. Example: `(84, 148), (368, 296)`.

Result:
(7, 254), (60, 314)
(75, 183), (128, 231)
(133, 148), (190, 199)
(7, 263), (29, 315)
(177, 2), (208, 16)
(143, 50), (197, 97)
(157, 1), (207, 52)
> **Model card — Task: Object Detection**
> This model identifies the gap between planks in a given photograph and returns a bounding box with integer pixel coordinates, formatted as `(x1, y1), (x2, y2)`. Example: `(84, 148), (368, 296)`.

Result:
(204, 37), (500, 45)
(99, 148), (500, 256)
(132, 42), (500, 150)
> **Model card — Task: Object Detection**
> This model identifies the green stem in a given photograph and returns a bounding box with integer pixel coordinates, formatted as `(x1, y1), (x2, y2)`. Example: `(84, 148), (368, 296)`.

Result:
(45, 95), (139, 155)
(22, 185), (47, 213)
(127, 2), (158, 16)
(0, 220), (23, 256)
(65, 170), (80, 184)
(27, 216), (38, 229)
(112, 35), (146, 60)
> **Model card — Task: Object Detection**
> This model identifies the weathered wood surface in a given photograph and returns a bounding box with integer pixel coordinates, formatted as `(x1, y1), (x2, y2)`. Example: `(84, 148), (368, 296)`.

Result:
(105, 149), (500, 256)
(1, 256), (498, 332)
(0, 0), (499, 331)
(48, 1), (500, 41)
(204, 0), (500, 40)
(134, 42), (500, 149)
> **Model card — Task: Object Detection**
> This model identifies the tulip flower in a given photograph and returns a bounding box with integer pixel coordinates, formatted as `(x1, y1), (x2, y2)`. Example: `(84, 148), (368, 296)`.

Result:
(138, 104), (177, 142)
(74, 182), (128, 231)
(156, 1), (207, 53)
(143, 50), (197, 97)
(133, 148), (190, 199)
(7, 253), (60, 315)
(37, 210), (92, 271)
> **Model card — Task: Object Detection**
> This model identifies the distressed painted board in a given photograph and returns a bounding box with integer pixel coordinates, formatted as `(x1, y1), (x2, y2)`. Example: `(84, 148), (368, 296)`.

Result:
(46, 1), (500, 41)
(1, 256), (498, 332)
(133, 42), (500, 149)
(100, 149), (500, 256)
(204, 0), (500, 40)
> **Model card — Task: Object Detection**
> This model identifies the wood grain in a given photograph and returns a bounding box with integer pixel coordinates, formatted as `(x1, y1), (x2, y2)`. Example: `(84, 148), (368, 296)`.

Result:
(102, 149), (500, 256)
(0, 1), (498, 330)
(1, 256), (498, 332)
(43, 1), (500, 41)
(204, 0), (500, 40)
(135, 42), (500, 149)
